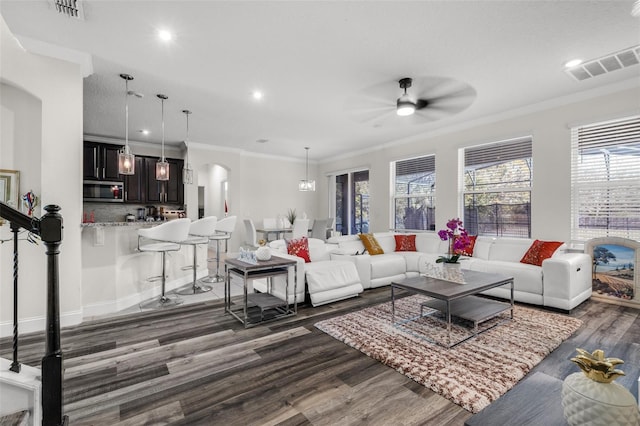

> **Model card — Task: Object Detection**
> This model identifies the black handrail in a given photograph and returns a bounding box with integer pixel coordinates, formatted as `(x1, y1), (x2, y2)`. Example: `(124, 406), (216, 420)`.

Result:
(0, 201), (67, 426)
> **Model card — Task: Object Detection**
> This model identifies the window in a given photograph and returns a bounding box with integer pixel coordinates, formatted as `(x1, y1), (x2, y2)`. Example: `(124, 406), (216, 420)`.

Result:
(571, 115), (640, 241)
(392, 155), (436, 231)
(463, 137), (532, 237)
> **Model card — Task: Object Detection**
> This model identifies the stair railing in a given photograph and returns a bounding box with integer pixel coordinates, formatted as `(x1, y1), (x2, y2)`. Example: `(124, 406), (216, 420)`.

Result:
(0, 202), (68, 426)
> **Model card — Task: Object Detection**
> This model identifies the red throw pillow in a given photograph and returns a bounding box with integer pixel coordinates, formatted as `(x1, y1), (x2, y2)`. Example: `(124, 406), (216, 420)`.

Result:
(286, 236), (311, 263)
(520, 240), (564, 266)
(394, 234), (417, 252)
(456, 235), (477, 257)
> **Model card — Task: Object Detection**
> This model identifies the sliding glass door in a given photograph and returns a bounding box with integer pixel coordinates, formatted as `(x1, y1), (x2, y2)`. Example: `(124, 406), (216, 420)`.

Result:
(334, 170), (369, 235)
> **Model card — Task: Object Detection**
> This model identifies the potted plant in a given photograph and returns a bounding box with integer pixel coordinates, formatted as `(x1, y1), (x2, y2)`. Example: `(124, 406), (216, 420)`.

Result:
(286, 208), (297, 226)
(436, 218), (472, 264)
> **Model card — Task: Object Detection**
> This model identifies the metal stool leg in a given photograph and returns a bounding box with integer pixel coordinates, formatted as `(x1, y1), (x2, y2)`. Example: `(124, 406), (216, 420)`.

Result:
(140, 251), (183, 309)
(176, 243), (212, 295)
(202, 238), (225, 283)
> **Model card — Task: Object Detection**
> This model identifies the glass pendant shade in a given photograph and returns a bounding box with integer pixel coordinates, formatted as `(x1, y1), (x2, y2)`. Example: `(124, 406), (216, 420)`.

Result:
(118, 73), (136, 175)
(298, 179), (316, 191)
(299, 147), (316, 192)
(156, 160), (170, 181)
(183, 167), (194, 185)
(182, 109), (194, 185)
(156, 94), (170, 181)
(118, 145), (135, 175)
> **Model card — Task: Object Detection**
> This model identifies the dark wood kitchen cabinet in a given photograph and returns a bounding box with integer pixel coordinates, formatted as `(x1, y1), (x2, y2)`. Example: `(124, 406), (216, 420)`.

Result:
(144, 157), (184, 204)
(83, 142), (121, 181)
(122, 156), (146, 203)
(122, 156), (183, 205)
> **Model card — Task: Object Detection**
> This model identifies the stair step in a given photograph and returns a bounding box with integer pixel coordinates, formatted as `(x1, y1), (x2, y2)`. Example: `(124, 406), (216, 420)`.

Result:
(0, 410), (30, 426)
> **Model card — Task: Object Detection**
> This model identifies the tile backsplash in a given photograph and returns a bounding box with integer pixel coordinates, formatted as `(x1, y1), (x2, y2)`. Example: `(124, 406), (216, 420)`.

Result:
(83, 203), (183, 223)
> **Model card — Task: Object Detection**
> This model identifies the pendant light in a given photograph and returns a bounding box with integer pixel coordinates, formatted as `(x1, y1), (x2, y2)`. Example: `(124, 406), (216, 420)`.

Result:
(156, 94), (170, 181)
(118, 73), (136, 175)
(299, 147), (315, 191)
(182, 109), (194, 185)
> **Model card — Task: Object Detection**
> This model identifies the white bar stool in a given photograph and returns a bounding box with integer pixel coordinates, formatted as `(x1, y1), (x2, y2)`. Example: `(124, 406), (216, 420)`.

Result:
(138, 218), (191, 309)
(203, 215), (237, 283)
(176, 216), (217, 295)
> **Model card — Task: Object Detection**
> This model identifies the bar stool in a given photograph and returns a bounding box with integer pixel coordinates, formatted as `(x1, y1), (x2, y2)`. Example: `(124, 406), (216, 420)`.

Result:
(203, 215), (237, 283)
(176, 216), (217, 296)
(138, 218), (191, 309)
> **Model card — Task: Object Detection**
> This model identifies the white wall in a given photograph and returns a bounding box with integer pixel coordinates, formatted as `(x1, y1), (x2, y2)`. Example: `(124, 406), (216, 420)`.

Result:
(317, 85), (640, 243)
(187, 144), (319, 250)
(0, 16), (84, 333)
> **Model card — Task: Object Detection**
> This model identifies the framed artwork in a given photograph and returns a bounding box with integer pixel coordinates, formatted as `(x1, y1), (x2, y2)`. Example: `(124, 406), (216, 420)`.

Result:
(0, 169), (20, 208)
(585, 237), (639, 306)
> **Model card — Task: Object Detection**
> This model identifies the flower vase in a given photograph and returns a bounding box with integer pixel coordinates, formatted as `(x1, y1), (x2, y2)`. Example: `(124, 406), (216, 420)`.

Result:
(255, 245), (271, 261)
(561, 372), (640, 425)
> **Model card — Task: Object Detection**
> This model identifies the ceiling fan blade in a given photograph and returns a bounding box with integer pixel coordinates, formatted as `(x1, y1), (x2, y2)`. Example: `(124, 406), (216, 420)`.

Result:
(345, 75), (476, 126)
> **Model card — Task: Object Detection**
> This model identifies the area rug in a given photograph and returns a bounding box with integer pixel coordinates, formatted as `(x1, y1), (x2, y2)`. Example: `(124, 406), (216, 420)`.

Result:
(315, 295), (582, 413)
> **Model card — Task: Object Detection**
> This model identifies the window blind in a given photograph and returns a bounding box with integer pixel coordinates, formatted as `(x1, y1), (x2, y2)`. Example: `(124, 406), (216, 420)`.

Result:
(464, 137), (532, 168)
(571, 115), (640, 240)
(462, 137), (532, 237)
(396, 155), (435, 176)
(393, 155), (436, 231)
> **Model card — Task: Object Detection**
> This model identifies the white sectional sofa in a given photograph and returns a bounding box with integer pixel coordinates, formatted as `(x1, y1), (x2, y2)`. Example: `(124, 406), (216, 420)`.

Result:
(329, 232), (593, 311)
(252, 238), (364, 306)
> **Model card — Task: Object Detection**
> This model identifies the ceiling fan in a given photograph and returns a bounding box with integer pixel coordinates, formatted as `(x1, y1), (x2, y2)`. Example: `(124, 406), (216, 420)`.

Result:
(345, 76), (477, 127)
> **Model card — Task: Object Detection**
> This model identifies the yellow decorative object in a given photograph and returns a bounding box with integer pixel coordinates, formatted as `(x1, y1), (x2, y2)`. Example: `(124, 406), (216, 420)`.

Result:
(358, 233), (384, 255)
(570, 348), (625, 384)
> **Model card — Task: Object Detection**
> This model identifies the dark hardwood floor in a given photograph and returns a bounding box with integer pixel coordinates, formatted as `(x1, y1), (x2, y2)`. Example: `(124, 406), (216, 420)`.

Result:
(1, 289), (638, 425)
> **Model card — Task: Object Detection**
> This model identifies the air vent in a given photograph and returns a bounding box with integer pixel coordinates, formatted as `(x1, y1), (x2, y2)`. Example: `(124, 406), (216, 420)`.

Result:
(50, 0), (84, 19)
(565, 45), (640, 81)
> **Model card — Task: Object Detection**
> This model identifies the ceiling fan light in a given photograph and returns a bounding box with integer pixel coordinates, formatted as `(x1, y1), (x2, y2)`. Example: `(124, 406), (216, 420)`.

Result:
(397, 94), (416, 116)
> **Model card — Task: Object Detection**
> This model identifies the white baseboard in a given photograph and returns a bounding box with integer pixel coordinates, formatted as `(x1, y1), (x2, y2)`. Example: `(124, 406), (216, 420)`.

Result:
(0, 269), (208, 337)
(0, 310), (82, 339)
(82, 268), (209, 318)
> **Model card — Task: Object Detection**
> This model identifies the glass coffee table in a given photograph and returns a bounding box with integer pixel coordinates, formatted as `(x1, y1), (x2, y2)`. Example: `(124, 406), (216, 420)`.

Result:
(391, 270), (514, 348)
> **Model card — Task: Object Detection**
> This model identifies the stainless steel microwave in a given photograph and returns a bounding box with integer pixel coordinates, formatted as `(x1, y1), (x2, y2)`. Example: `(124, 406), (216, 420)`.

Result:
(83, 181), (124, 202)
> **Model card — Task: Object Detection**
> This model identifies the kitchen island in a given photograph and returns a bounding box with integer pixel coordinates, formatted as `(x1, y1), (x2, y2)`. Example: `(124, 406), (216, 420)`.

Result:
(81, 221), (208, 318)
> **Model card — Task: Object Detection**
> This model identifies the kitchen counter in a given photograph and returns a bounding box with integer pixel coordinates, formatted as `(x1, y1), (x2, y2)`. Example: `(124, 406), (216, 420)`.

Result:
(80, 221), (208, 318)
(81, 221), (163, 228)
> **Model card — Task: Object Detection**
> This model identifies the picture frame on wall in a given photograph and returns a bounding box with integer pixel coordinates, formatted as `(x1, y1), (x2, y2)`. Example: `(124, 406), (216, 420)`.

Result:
(0, 169), (20, 208)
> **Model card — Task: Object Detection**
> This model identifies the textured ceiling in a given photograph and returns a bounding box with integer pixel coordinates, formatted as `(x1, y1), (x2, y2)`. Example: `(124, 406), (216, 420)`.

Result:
(1, 1), (638, 161)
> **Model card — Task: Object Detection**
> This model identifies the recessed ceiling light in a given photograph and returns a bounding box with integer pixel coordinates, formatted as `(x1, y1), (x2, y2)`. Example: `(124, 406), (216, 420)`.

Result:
(252, 90), (264, 101)
(158, 30), (173, 42)
(564, 59), (583, 68)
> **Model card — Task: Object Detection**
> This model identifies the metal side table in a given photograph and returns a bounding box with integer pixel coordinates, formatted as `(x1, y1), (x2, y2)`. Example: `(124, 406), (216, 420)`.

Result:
(224, 256), (297, 328)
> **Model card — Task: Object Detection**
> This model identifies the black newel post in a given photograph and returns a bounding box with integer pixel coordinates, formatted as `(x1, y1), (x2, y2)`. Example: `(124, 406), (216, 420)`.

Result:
(39, 205), (67, 426)
(9, 222), (21, 373)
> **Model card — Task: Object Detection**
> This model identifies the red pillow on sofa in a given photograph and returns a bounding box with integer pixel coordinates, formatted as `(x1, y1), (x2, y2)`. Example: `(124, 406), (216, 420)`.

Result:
(286, 236), (311, 263)
(455, 235), (477, 257)
(520, 240), (564, 266)
(394, 234), (417, 252)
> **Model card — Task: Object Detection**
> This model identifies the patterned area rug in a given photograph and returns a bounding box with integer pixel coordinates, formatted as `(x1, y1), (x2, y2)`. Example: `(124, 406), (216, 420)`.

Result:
(315, 295), (582, 413)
